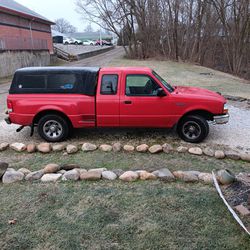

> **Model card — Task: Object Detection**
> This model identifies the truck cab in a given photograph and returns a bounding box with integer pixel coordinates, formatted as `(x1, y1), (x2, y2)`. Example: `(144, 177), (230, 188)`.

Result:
(6, 67), (229, 143)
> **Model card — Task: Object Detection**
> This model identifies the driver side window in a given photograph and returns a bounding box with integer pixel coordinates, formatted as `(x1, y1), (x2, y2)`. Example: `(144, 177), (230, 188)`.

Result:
(126, 75), (160, 96)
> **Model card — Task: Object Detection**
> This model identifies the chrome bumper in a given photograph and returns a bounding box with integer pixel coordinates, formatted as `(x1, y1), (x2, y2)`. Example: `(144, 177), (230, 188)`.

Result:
(213, 114), (229, 124)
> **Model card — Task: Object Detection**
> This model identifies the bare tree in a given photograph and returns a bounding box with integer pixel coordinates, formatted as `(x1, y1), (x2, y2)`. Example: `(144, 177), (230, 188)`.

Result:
(52, 18), (77, 34)
(75, 0), (250, 78)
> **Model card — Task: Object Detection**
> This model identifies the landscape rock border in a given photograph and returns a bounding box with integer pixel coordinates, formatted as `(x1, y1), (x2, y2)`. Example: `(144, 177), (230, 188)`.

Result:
(1, 163), (223, 185)
(0, 142), (249, 163)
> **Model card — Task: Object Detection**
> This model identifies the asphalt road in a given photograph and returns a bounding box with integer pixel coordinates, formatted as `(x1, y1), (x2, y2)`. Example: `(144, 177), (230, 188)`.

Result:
(0, 46), (250, 151)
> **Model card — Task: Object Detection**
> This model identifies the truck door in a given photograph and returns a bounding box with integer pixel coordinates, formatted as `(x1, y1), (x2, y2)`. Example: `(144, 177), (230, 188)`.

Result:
(96, 72), (120, 126)
(119, 74), (170, 127)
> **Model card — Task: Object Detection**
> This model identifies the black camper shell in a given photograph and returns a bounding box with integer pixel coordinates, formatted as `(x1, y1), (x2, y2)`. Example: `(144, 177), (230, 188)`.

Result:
(9, 67), (100, 96)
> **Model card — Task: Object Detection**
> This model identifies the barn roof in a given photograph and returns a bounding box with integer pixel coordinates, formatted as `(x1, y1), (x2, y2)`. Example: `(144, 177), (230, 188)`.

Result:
(0, 0), (54, 24)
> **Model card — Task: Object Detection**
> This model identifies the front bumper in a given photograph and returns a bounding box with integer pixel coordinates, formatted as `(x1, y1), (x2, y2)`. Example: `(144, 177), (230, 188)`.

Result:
(213, 114), (229, 124)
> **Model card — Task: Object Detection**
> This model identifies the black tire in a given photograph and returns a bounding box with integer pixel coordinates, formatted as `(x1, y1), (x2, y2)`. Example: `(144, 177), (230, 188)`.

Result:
(177, 115), (209, 143)
(38, 114), (69, 142)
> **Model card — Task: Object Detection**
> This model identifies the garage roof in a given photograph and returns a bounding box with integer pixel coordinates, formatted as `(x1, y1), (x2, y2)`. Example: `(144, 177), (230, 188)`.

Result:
(0, 0), (54, 24)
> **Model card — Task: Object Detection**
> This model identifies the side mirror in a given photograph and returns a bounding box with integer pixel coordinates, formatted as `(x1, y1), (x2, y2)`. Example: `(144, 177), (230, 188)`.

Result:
(157, 88), (167, 97)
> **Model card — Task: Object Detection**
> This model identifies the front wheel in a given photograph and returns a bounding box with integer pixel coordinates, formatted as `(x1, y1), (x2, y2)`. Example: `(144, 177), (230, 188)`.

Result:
(38, 114), (69, 142)
(177, 115), (209, 143)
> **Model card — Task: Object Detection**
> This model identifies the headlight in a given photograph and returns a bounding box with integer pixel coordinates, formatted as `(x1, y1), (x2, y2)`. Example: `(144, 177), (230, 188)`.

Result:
(223, 103), (229, 114)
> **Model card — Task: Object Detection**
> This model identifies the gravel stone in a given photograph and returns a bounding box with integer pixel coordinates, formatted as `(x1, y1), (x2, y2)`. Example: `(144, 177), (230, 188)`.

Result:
(123, 145), (135, 152)
(41, 173), (62, 182)
(102, 171), (117, 180)
(37, 143), (51, 153)
(162, 143), (174, 153)
(99, 144), (113, 152)
(82, 143), (97, 152)
(214, 150), (225, 159)
(2, 170), (24, 184)
(10, 142), (26, 152)
(66, 145), (78, 154)
(44, 164), (60, 174)
(112, 142), (122, 152)
(203, 147), (214, 157)
(136, 144), (149, 152)
(0, 143), (9, 151)
(152, 168), (175, 181)
(119, 171), (139, 182)
(148, 145), (163, 154)
(188, 147), (203, 155)
(25, 170), (44, 181)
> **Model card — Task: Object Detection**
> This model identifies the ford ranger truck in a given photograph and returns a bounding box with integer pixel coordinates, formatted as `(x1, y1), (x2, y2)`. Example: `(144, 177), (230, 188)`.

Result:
(5, 67), (229, 143)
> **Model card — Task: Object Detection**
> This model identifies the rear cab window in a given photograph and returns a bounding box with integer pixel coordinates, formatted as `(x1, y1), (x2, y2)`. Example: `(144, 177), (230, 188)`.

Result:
(100, 74), (118, 95)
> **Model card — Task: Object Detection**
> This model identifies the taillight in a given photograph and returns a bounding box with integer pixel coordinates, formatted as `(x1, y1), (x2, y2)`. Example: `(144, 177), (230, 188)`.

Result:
(7, 99), (13, 113)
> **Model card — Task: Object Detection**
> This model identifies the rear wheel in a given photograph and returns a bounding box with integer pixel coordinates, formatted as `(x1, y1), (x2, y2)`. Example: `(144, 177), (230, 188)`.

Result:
(38, 114), (69, 142)
(177, 115), (209, 143)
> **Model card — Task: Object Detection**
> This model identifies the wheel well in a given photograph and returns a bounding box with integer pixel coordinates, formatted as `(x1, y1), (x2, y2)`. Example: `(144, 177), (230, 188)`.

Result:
(177, 110), (213, 127)
(33, 110), (72, 127)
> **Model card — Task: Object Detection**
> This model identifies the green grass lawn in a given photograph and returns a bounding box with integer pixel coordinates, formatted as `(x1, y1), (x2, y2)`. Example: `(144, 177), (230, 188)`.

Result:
(1, 150), (250, 249)
(109, 57), (250, 99)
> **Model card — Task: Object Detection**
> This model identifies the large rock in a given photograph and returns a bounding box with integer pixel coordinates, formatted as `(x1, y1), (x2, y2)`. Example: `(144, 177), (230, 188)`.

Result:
(173, 171), (199, 182)
(119, 171), (139, 182)
(123, 145), (135, 152)
(0, 162), (8, 178)
(198, 173), (213, 184)
(41, 173), (62, 182)
(2, 170), (24, 184)
(240, 153), (250, 162)
(188, 147), (203, 155)
(10, 142), (26, 152)
(138, 170), (157, 180)
(0, 143), (9, 151)
(136, 144), (149, 153)
(52, 144), (65, 152)
(112, 142), (122, 152)
(27, 144), (36, 153)
(99, 144), (113, 152)
(149, 145), (163, 154)
(66, 145), (78, 154)
(152, 168), (175, 181)
(43, 163), (60, 174)
(61, 164), (81, 171)
(82, 143), (97, 152)
(25, 170), (44, 181)
(225, 150), (240, 160)
(80, 171), (101, 180)
(217, 169), (235, 185)
(162, 143), (174, 153)
(234, 204), (250, 216)
(176, 146), (188, 153)
(37, 143), (51, 153)
(214, 150), (225, 159)
(203, 147), (214, 157)
(18, 168), (31, 176)
(63, 169), (80, 181)
(102, 171), (117, 180)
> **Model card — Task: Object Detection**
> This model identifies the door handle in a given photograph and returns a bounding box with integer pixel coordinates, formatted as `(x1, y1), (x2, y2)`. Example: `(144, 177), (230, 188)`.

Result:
(124, 100), (132, 104)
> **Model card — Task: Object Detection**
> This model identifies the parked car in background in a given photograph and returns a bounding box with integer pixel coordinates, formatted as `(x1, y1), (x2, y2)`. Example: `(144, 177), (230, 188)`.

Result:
(6, 67), (229, 143)
(83, 40), (94, 45)
(63, 37), (82, 45)
(95, 40), (113, 46)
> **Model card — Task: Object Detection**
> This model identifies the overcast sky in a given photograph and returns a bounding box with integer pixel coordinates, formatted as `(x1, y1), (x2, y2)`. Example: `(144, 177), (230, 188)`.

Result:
(15, 0), (94, 32)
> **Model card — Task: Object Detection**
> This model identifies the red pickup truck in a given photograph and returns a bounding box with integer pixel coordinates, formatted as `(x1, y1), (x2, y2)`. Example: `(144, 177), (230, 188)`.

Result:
(5, 67), (229, 143)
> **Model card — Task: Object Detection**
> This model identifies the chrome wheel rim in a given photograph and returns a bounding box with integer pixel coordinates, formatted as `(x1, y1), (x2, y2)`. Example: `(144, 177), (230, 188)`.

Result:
(182, 121), (201, 140)
(43, 120), (63, 139)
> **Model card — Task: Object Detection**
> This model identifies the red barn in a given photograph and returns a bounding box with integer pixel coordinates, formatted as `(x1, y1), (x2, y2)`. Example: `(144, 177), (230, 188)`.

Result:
(0, 0), (54, 53)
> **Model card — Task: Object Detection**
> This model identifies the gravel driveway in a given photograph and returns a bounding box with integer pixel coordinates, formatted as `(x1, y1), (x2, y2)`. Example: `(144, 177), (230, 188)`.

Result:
(0, 46), (250, 151)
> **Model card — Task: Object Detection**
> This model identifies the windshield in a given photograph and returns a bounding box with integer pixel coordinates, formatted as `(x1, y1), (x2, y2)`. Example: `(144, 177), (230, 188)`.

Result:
(152, 71), (174, 93)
